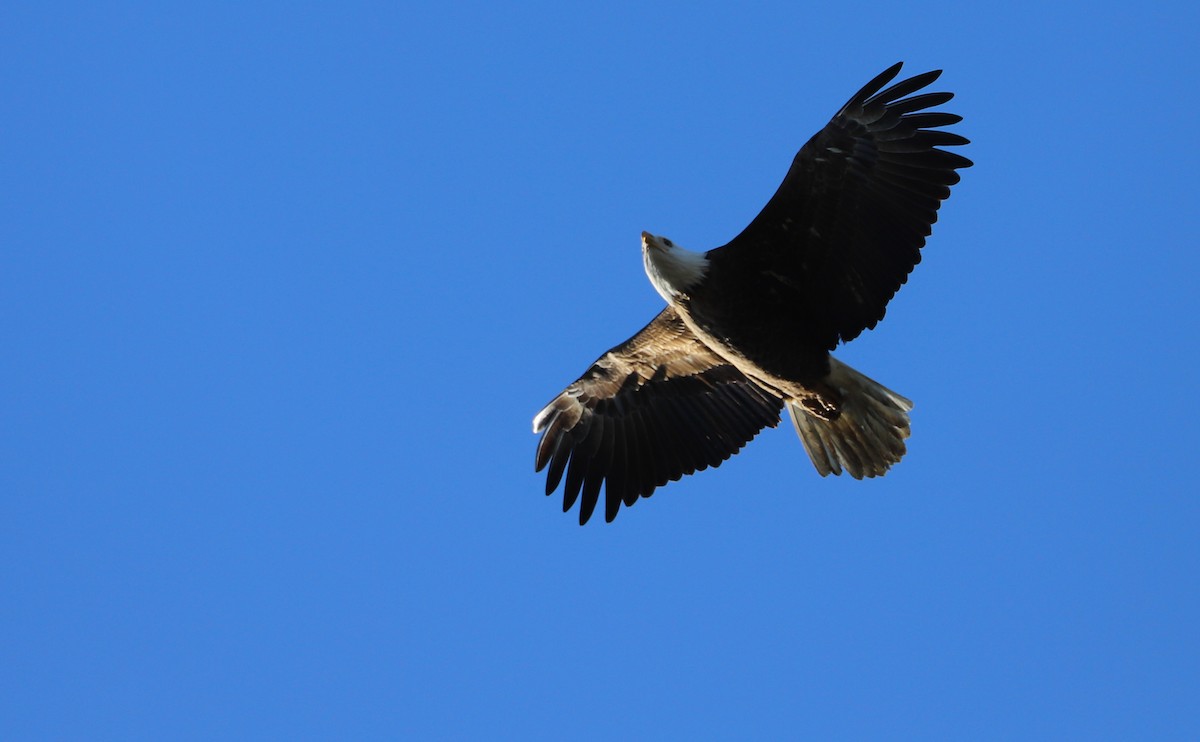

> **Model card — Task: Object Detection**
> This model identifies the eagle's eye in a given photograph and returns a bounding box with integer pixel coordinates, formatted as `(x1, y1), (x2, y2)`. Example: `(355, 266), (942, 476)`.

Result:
(664, 239), (673, 247)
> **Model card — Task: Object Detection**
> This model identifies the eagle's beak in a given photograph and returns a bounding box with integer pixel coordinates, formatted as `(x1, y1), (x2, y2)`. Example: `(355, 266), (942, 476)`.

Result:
(641, 231), (655, 249)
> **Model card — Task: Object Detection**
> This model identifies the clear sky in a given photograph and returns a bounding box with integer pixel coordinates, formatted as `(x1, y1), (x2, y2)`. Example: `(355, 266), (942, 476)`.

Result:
(3, 2), (1198, 739)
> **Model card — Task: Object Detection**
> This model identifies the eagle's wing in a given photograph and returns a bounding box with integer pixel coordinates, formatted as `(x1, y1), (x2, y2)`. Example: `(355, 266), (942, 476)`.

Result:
(709, 62), (973, 349)
(533, 307), (783, 524)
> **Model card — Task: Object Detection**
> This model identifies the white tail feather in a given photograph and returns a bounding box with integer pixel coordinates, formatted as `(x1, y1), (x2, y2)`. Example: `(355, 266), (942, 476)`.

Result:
(789, 358), (913, 478)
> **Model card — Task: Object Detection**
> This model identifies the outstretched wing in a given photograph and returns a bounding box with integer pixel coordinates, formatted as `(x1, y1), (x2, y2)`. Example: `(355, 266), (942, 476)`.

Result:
(533, 307), (783, 524)
(709, 62), (973, 349)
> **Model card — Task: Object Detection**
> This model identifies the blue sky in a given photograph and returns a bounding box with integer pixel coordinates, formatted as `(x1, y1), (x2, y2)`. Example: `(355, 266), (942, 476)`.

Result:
(3, 2), (1198, 739)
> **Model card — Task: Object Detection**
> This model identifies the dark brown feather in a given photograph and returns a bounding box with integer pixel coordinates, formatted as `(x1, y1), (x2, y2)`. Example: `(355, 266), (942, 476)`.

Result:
(706, 62), (972, 350)
(533, 307), (783, 524)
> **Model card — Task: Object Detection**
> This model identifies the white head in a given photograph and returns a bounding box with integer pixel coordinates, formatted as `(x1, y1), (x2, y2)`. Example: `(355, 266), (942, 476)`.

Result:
(641, 231), (708, 303)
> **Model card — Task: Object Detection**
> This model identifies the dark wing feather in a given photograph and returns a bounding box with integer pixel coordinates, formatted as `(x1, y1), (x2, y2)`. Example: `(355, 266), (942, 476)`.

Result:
(533, 307), (783, 524)
(708, 62), (972, 349)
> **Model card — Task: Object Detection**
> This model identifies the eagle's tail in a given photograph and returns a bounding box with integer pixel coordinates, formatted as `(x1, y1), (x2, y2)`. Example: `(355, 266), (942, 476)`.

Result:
(788, 358), (913, 479)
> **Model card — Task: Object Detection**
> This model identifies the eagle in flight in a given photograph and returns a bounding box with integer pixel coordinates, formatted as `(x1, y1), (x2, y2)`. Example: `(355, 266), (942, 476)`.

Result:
(533, 63), (972, 524)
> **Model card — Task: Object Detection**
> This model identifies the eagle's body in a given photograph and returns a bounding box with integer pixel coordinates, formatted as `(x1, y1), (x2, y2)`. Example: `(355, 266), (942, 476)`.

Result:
(534, 63), (972, 524)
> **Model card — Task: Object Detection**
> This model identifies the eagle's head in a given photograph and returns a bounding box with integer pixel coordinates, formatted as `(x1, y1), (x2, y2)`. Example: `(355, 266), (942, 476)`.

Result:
(641, 231), (708, 303)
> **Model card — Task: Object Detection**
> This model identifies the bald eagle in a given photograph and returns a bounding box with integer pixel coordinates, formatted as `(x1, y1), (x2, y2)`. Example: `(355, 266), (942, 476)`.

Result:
(533, 63), (972, 524)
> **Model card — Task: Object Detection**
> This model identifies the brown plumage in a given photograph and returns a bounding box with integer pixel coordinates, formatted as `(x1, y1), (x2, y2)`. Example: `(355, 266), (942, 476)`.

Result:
(534, 307), (784, 524)
(534, 63), (972, 524)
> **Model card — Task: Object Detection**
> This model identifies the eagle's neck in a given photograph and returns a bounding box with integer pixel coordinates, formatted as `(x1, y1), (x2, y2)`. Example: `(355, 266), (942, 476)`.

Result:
(642, 232), (708, 303)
